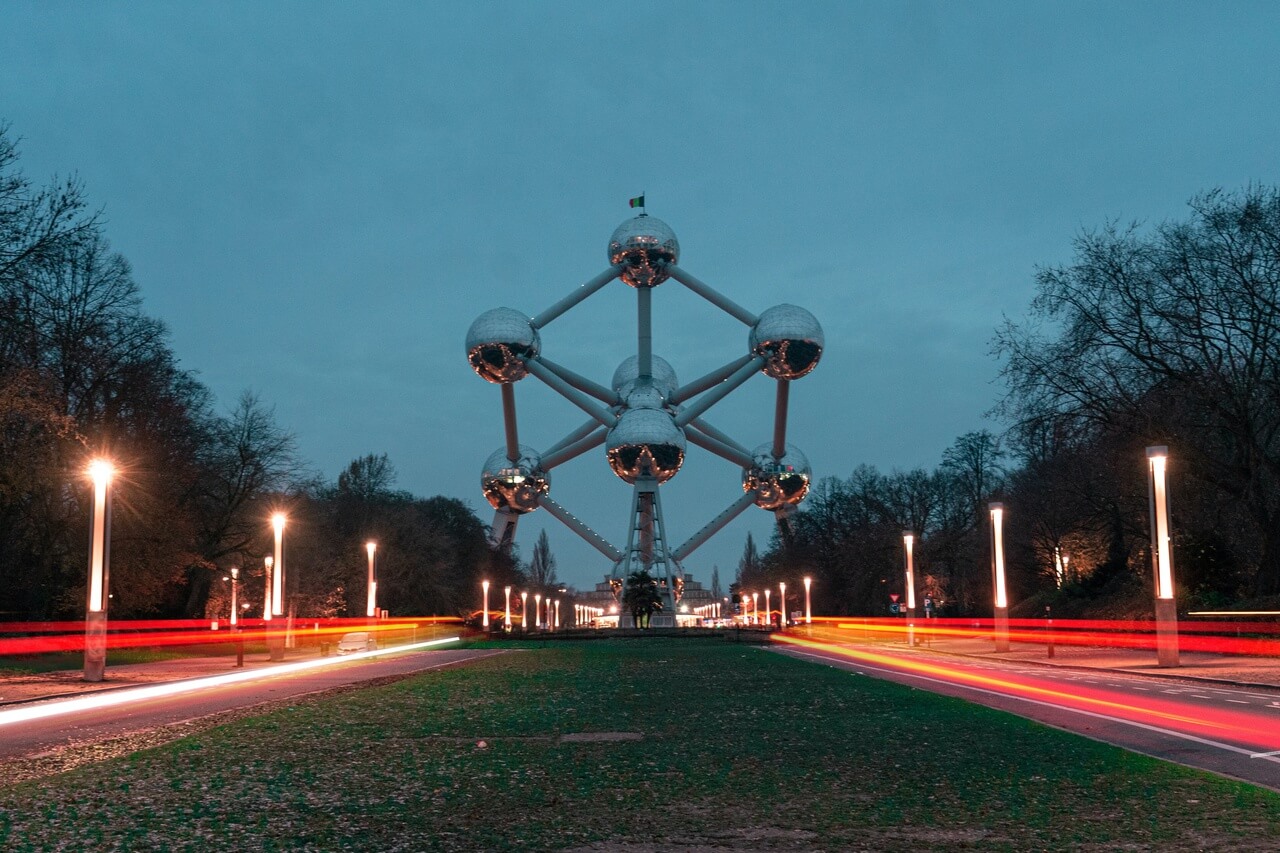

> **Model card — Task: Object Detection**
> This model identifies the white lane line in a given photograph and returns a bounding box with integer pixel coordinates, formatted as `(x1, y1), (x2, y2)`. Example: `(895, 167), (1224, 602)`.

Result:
(1227, 700), (1250, 705)
(781, 648), (1280, 765)
(1132, 687), (1150, 691)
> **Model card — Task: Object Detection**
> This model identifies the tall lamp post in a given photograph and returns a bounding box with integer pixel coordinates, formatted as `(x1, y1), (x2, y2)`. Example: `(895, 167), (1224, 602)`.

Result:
(554, 599), (560, 629)
(903, 532), (917, 647)
(778, 582), (787, 629)
(482, 580), (490, 630)
(270, 513), (287, 661)
(989, 503), (1010, 652)
(84, 459), (114, 682)
(263, 556), (274, 621)
(521, 591), (528, 632)
(365, 541), (378, 619)
(229, 567), (240, 627)
(1147, 446), (1180, 667)
(803, 576), (812, 625)
(764, 588), (772, 629)
(751, 592), (759, 625)
(504, 585), (512, 631)
(535, 593), (542, 629)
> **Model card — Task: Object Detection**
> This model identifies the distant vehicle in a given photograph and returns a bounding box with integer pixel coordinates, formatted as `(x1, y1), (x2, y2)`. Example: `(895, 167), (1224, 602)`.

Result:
(336, 631), (377, 655)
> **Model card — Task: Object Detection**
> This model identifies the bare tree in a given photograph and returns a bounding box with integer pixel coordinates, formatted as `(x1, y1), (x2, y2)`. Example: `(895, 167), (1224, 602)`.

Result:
(527, 528), (557, 590)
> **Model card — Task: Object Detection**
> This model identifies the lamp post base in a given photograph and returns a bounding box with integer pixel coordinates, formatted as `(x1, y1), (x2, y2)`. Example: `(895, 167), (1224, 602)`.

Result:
(994, 606), (1010, 653)
(269, 633), (285, 662)
(1155, 597), (1179, 667)
(84, 610), (107, 682)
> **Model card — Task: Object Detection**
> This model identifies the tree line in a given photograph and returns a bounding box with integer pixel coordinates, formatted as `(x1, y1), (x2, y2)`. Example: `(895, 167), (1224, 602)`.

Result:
(0, 124), (520, 621)
(743, 187), (1280, 617)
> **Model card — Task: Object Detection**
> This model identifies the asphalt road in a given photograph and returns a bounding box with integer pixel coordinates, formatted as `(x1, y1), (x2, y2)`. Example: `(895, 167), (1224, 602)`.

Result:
(0, 646), (503, 763)
(774, 639), (1280, 791)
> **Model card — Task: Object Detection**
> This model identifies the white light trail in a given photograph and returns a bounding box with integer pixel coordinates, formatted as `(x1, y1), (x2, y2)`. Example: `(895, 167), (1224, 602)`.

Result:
(0, 636), (461, 727)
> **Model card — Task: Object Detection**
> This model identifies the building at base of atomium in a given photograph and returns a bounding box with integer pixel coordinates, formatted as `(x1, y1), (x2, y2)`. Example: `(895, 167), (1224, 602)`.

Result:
(466, 211), (822, 627)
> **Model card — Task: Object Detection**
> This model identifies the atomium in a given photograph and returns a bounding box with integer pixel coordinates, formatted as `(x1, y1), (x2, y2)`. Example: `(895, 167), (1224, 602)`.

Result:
(481, 445), (549, 514)
(466, 209), (823, 628)
(466, 308), (540, 383)
(750, 304), (824, 379)
(743, 443), (811, 510)
(608, 215), (680, 288)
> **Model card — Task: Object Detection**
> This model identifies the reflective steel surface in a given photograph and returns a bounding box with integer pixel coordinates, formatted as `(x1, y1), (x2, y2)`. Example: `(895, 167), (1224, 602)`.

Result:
(481, 445), (549, 513)
(606, 408), (686, 484)
(749, 304), (824, 379)
(466, 308), (540, 383)
(743, 442), (811, 509)
(608, 215), (679, 288)
(612, 354), (678, 401)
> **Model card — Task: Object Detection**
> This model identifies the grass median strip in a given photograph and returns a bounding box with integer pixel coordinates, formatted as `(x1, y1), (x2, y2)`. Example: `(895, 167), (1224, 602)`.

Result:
(2, 639), (1278, 851)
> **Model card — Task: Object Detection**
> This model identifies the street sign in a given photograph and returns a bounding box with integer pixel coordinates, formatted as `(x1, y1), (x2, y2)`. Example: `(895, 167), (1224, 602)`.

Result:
(889, 593), (900, 603)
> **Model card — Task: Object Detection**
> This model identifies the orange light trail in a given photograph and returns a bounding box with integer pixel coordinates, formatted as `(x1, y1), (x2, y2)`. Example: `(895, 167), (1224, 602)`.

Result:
(773, 633), (1280, 756)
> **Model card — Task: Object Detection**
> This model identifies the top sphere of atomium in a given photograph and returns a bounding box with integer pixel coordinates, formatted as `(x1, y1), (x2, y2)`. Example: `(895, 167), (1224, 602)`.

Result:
(742, 442), (811, 510)
(466, 308), (540, 383)
(481, 445), (549, 514)
(750, 304), (825, 379)
(608, 215), (680, 288)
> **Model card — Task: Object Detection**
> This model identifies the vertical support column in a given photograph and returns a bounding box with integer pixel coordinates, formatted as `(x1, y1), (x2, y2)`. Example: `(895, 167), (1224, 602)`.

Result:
(637, 287), (652, 379)
(1147, 446), (1180, 667)
(989, 503), (1010, 653)
(773, 380), (790, 459)
(501, 382), (520, 461)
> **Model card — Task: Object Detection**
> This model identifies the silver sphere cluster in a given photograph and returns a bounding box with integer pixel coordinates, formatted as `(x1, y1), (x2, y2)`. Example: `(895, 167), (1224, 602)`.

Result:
(465, 211), (824, 593)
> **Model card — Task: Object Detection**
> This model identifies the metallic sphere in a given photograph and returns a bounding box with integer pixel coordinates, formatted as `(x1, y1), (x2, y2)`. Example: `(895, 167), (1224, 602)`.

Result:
(611, 354), (678, 402)
(750, 304), (824, 379)
(606, 408), (686, 484)
(743, 443), (812, 510)
(466, 308), (540, 383)
(608, 215), (680, 288)
(481, 445), (549, 514)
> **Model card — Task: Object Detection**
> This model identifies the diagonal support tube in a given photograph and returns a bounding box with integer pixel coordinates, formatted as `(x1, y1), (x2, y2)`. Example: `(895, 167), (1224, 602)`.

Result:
(685, 424), (754, 468)
(525, 358), (618, 428)
(541, 417), (603, 460)
(537, 356), (620, 405)
(501, 383), (520, 462)
(539, 496), (623, 562)
(669, 354), (756, 405)
(541, 427), (607, 471)
(691, 417), (753, 459)
(672, 491), (759, 561)
(667, 265), (759, 326)
(674, 355), (766, 427)
(531, 266), (621, 329)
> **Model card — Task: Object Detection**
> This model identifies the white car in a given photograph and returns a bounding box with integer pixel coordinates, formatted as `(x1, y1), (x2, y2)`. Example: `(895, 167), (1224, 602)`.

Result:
(335, 631), (377, 655)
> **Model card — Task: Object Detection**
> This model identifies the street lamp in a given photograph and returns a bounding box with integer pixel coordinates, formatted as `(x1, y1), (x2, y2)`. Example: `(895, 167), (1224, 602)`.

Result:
(765, 588), (772, 628)
(229, 567), (240, 627)
(263, 556), (274, 621)
(903, 532), (917, 646)
(504, 586), (512, 631)
(751, 592), (759, 625)
(521, 591), (528, 632)
(482, 580), (490, 629)
(1147, 446), (1180, 667)
(535, 593), (542, 629)
(84, 458), (114, 682)
(365, 542), (378, 618)
(554, 599), (560, 629)
(778, 582), (787, 629)
(269, 513), (287, 661)
(989, 503), (1010, 652)
(803, 576), (812, 625)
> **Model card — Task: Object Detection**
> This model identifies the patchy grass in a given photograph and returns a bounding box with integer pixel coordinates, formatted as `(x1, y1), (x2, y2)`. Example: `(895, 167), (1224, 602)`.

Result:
(2, 640), (1278, 851)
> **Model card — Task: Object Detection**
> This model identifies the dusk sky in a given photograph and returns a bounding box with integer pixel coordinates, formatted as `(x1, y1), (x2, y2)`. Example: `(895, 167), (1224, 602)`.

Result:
(4, 2), (1278, 591)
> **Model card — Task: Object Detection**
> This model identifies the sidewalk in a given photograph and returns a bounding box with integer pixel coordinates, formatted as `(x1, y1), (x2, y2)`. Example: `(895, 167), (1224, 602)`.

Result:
(911, 635), (1280, 689)
(0, 648), (326, 706)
